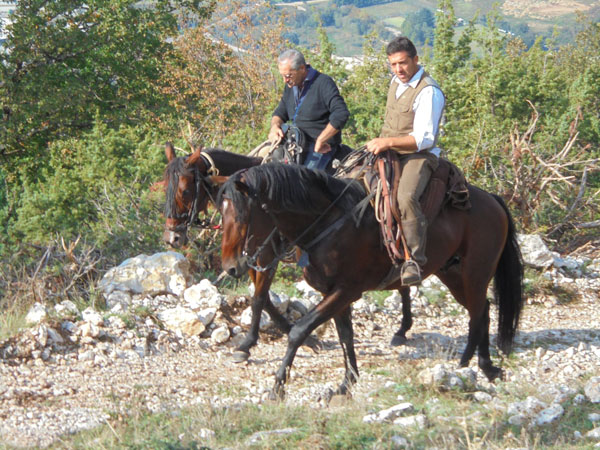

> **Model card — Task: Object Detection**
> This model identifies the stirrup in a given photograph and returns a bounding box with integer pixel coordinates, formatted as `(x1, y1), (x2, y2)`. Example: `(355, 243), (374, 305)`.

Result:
(401, 260), (422, 285)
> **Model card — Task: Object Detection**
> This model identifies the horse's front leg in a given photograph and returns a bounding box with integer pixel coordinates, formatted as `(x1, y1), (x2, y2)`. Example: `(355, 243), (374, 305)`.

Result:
(333, 306), (358, 396)
(233, 268), (287, 362)
(270, 290), (357, 400)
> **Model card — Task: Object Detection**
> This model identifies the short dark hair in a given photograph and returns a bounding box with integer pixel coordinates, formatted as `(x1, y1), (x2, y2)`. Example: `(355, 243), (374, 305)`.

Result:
(386, 36), (417, 58)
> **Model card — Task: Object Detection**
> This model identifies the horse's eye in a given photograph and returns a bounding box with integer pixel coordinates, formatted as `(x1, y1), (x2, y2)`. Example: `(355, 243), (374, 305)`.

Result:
(183, 189), (191, 197)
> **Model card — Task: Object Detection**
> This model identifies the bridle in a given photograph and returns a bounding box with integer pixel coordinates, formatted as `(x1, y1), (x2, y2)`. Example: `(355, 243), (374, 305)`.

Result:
(167, 153), (220, 232)
(233, 157), (373, 272)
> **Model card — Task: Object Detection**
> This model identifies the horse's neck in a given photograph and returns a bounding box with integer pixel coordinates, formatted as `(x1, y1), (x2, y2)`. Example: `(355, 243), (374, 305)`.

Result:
(204, 149), (261, 175)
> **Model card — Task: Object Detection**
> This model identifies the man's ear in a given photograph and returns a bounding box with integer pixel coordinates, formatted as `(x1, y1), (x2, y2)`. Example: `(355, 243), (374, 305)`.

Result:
(186, 146), (203, 167)
(165, 142), (176, 162)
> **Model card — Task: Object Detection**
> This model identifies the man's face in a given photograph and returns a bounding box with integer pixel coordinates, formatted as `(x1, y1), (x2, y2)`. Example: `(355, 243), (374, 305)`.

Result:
(388, 51), (419, 84)
(278, 60), (307, 88)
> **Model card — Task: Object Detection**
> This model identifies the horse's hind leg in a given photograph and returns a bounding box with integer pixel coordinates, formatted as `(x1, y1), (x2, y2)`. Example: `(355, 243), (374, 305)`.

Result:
(436, 273), (501, 381)
(333, 306), (358, 395)
(390, 287), (412, 346)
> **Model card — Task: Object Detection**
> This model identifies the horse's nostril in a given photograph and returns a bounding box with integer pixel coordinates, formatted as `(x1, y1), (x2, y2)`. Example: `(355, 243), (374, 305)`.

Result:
(227, 267), (237, 277)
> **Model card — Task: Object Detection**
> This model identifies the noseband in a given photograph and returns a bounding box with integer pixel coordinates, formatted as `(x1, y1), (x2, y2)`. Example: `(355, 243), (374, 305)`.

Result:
(167, 153), (220, 231)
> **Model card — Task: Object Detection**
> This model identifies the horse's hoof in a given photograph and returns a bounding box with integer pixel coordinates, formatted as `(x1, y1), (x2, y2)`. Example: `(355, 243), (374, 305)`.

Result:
(482, 366), (503, 382)
(303, 335), (323, 353)
(390, 334), (407, 347)
(232, 350), (250, 363)
(268, 386), (285, 401)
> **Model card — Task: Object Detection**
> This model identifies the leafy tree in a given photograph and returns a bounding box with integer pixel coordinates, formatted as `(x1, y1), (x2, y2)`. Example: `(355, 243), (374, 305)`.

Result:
(403, 8), (435, 46)
(0, 0), (213, 164)
(159, 0), (286, 149)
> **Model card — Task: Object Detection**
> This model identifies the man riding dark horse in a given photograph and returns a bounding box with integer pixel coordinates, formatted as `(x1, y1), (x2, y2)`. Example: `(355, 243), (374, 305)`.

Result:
(365, 36), (447, 286)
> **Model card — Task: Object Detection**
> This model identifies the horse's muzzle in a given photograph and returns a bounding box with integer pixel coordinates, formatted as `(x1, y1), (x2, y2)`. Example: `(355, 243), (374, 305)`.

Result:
(223, 255), (249, 278)
(163, 229), (188, 248)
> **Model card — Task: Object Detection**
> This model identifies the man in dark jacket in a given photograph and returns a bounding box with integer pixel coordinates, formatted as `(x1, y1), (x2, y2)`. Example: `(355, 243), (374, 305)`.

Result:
(268, 49), (350, 171)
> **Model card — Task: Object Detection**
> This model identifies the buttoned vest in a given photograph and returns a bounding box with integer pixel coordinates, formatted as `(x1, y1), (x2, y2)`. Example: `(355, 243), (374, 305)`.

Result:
(380, 71), (442, 147)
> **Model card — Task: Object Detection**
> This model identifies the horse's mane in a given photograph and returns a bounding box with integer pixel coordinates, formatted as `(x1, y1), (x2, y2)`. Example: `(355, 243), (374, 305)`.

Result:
(219, 163), (367, 217)
(164, 156), (190, 218)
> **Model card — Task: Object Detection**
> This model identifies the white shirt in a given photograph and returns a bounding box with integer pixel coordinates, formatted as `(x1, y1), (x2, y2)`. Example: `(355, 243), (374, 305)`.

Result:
(391, 66), (445, 157)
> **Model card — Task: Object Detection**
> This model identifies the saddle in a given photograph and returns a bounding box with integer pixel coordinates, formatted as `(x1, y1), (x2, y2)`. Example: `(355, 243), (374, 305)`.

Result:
(249, 125), (353, 175)
(361, 151), (471, 264)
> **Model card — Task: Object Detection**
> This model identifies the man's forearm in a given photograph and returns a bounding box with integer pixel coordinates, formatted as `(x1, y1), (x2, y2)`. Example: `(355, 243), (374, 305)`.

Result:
(316, 123), (339, 145)
(365, 135), (418, 155)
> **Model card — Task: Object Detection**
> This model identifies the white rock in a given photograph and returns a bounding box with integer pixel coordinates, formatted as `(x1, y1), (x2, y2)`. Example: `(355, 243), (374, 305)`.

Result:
(473, 391), (493, 402)
(586, 427), (600, 439)
(99, 252), (190, 297)
(585, 377), (600, 403)
(197, 428), (215, 440)
(363, 403), (414, 423)
(157, 306), (205, 336)
(197, 308), (217, 326)
(390, 435), (410, 448)
(535, 404), (564, 425)
(553, 256), (579, 270)
(508, 414), (526, 426)
(517, 234), (554, 268)
(105, 291), (132, 310)
(54, 300), (79, 316)
(589, 413), (600, 422)
(106, 316), (127, 329)
(211, 326), (230, 344)
(82, 308), (104, 326)
(393, 414), (427, 429)
(25, 302), (47, 325)
(507, 396), (548, 417)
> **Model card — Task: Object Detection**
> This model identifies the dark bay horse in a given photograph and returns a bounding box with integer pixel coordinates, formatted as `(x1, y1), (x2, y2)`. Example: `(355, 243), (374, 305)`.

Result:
(217, 162), (524, 398)
(162, 143), (414, 361)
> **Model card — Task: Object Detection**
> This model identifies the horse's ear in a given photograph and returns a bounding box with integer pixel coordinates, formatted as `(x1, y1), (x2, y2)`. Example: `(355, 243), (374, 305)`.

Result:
(234, 179), (251, 196)
(186, 147), (203, 167)
(209, 175), (228, 187)
(165, 142), (176, 162)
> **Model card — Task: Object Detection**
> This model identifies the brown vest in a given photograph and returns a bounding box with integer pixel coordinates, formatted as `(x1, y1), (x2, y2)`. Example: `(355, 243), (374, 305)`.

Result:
(380, 71), (442, 146)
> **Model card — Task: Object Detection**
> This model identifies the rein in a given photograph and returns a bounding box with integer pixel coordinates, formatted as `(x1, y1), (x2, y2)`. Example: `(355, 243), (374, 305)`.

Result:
(240, 152), (373, 272)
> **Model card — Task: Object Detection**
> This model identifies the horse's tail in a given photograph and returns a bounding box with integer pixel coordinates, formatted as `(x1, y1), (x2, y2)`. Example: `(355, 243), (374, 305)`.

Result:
(491, 194), (524, 355)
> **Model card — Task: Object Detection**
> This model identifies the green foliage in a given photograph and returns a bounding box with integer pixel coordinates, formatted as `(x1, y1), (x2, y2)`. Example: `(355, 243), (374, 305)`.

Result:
(10, 122), (166, 259)
(0, 0), (213, 162)
(339, 32), (389, 146)
(403, 8), (435, 46)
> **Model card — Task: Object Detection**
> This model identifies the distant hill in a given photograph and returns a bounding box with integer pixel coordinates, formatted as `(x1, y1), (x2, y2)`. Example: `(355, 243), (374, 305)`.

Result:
(271, 0), (600, 55)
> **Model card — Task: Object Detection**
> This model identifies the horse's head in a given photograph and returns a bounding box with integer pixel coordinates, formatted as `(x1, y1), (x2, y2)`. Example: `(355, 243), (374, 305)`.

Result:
(162, 142), (220, 248)
(217, 171), (275, 278)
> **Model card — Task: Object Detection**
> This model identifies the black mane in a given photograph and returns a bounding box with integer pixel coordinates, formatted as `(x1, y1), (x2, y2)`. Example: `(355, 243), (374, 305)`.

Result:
(218, 163), (367, 218)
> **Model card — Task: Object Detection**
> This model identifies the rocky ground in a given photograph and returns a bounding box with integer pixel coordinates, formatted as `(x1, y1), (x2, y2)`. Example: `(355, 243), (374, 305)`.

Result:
(1, 237), (600, 448)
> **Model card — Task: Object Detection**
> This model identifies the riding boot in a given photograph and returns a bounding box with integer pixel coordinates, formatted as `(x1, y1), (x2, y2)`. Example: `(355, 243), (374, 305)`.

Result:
(401, 217), (428, 285)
